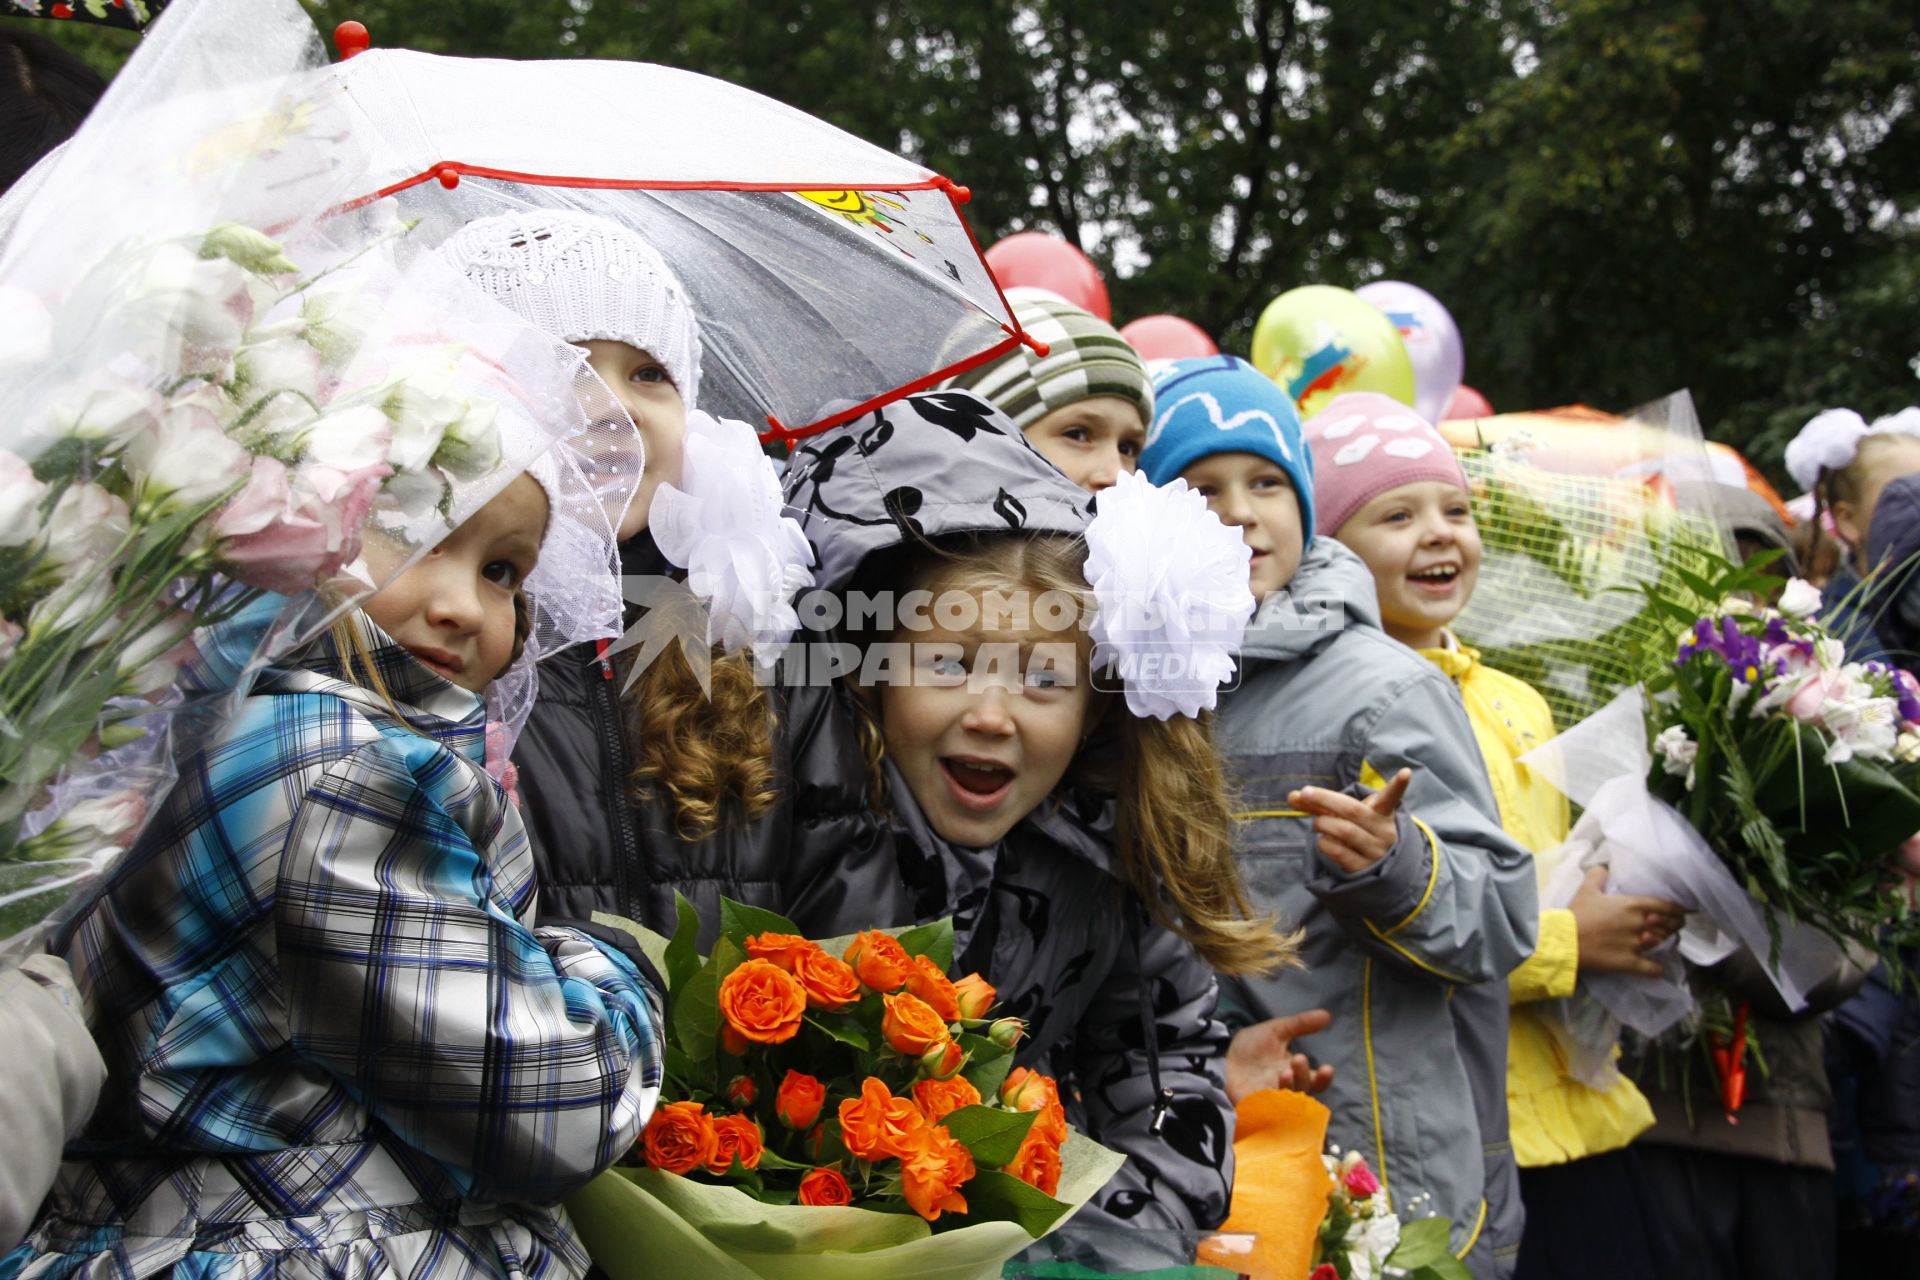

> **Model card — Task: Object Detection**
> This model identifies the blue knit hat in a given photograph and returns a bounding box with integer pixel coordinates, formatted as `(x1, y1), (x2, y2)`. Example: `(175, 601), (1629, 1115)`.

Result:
(1141, 355), (1315, 539)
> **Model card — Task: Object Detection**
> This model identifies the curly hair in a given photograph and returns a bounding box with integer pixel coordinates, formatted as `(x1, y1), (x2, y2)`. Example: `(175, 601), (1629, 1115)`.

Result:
(624, 637), (779, 841)
(844, 531), (1297, 976)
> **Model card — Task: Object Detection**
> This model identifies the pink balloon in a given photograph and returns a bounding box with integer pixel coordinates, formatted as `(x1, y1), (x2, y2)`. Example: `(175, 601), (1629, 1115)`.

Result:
(985, 231), (1111, 321)
(1446, 384), (1494, 419)
(1119, 315), (1219, 361)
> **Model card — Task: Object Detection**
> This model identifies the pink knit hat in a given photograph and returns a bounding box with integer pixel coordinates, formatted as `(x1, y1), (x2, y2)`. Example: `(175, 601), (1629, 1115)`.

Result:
(1302, 392), (1468, 537)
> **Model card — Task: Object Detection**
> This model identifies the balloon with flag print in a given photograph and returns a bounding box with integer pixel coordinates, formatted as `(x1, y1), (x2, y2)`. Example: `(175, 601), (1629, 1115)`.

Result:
(1250, 285), (1416, 417)
(1355, 280), (1464, 426)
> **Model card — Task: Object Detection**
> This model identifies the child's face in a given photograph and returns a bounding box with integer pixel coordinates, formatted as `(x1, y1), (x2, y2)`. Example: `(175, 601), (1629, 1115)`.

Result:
(1023, 395), (1146, 492)
(1179, 451), (1305, 601)
(1833, 434), (1920, 548)
(1335, 480), (1482, 650)
(363, 474), (548, 691)
(579, 340), (687, 539)
(876, 587), (1093, 848)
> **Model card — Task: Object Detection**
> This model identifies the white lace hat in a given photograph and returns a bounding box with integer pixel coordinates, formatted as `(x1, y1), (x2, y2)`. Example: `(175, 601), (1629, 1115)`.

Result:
(438, 208), (703, 408)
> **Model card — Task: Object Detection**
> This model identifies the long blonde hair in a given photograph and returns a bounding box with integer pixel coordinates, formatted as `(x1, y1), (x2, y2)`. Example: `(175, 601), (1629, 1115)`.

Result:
(846, 532), (1296, 977)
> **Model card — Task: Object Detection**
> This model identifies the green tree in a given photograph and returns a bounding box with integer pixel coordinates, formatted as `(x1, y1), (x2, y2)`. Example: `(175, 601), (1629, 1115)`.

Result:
(53, 0), (1915, 482)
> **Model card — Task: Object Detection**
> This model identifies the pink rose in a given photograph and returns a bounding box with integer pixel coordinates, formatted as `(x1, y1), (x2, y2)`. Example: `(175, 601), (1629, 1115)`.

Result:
(0, 614), (21, 662)
(1783, 671), (1843, 724)
(1342, 1157), (1381, 1199)
(215, 456), (391, 595)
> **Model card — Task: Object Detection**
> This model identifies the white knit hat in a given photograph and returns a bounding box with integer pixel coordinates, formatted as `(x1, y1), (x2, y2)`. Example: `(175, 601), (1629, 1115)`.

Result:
(438, 209), (703, 408)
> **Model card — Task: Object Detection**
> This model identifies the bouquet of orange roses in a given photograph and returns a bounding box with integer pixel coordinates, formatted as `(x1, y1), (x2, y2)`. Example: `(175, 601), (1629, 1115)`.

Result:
(566, 898), (1124, 1280)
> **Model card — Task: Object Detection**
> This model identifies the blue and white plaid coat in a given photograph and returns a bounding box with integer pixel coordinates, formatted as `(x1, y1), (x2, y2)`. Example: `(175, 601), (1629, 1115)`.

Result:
(3, 607), (663, 1280)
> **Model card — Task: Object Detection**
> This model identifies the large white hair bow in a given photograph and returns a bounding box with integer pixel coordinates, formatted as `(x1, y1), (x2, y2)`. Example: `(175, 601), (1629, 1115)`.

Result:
(1784, 408), (1867, 494)
(1083, 469), (1255, 720)
(648, 410), (815, 655)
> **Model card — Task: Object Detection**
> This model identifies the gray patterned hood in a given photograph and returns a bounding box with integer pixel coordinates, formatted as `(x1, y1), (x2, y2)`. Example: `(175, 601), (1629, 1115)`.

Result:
(780, 389), (1094, 593)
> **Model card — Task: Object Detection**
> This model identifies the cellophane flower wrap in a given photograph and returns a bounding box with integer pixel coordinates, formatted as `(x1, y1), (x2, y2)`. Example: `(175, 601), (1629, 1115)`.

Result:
(1307, 1147), (1467, 1280)
(0, 0), (618, 964)
(565, 897), (1123, 1280)
(1640, 558), (1920, 959)
(1521, 552), (1920, 1081)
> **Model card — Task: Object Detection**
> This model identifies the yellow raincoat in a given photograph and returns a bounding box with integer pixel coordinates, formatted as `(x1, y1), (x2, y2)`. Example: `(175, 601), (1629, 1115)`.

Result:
(1421, 636), (1654, 1166)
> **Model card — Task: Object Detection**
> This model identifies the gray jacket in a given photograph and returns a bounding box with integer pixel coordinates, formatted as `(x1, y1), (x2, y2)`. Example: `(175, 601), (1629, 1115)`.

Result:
(781, 390), (1238, 1231)
(1214, 537), (1538, 1278)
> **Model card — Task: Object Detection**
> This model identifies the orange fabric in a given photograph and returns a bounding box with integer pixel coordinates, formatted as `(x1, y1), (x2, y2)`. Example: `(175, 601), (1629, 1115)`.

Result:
(1202, 1090), (1335, 1280)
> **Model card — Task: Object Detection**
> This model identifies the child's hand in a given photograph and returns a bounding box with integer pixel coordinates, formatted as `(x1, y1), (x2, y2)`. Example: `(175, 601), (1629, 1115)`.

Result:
(1225, 1008), (1336, 1105)
(1568, 866), (1685, 978)
(1288, 768), (1413, 873)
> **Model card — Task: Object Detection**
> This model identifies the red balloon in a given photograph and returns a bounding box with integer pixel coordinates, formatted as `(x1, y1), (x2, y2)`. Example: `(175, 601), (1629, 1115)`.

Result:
(1446, 384), (1494, 420)
(1119, 315), (1219, 361)
(985, 231), (1111, 321)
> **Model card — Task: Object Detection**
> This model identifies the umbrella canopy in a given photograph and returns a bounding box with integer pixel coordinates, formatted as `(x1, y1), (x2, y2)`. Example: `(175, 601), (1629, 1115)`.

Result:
(324, 48), (1034, 443)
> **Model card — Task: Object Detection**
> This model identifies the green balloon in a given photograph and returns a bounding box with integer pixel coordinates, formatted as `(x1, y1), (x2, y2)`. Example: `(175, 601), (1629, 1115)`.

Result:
(1250, 285), (1417, 416)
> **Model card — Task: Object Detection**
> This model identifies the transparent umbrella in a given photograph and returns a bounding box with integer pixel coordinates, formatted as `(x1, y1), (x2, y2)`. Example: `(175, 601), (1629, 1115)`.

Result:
(322, 41), (1039, 444)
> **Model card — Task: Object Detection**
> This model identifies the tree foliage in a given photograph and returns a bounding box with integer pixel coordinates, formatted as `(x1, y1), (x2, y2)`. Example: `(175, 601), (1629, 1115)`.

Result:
(39, 0), (1910, 483)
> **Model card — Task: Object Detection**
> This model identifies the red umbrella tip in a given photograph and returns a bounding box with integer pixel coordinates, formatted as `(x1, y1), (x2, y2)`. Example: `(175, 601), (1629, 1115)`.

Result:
(334, 21), (372, 60)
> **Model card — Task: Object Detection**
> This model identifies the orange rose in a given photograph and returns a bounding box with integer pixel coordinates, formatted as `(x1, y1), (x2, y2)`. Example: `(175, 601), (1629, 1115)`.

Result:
(838, 1076), (926, 1161)
(792, 945), (863, 1011)
(898, 1122), (975, 1221)
(721, 1024), (750, 1057)
(706, 1112), (765, 1174)
(718, 958), (808, 1045)
(842, 930), (912, 992)
(798, 1166), (853, 1206)
(905, 954), (961, 1021)
(1001, 1068), (1068, 1145)
(642, 1100), (717, 1175)
(776, 1069), (827, 1130)
(882, 991), (951, 1057)
(952, 972), (996, 1020)
(1007, 1127), (1063, 1196)
(918, 1038), (966, 1080)
(726, 1075), (757, 1108)
(911, 1074), (982, 1123)
(744, 931), (817, 972)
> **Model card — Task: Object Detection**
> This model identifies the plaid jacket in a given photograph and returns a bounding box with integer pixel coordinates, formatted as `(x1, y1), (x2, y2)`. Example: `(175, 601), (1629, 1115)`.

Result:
(5, 606), (662, 1280)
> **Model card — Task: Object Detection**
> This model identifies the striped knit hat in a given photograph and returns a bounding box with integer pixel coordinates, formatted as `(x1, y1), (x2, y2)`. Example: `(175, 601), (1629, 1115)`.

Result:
(940, 298), (1152, 432)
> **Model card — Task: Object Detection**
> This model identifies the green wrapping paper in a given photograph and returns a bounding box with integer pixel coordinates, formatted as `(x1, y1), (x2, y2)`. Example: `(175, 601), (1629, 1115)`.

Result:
(565, 1130), (1127, 1280)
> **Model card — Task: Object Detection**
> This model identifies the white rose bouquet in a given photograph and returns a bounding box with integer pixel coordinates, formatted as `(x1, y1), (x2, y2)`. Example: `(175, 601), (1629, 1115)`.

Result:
(0, 216), (503, 960)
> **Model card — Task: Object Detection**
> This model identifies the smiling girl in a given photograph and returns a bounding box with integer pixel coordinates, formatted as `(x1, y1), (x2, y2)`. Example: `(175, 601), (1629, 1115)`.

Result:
(1303, 391), (1683, 1280)
(783, 388), (1293, 1232)
(9, 407), (664, 1280)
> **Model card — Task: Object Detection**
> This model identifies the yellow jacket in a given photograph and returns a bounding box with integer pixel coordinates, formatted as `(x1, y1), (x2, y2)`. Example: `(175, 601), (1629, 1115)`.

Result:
(1420, 637), (1654, 1167)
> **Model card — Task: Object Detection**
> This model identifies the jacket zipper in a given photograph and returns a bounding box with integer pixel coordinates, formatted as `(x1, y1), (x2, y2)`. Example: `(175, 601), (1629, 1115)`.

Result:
(593, 639), (643, 918)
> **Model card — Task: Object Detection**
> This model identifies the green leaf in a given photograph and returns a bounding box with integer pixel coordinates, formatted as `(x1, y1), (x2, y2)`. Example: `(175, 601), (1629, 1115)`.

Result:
(753, 1147), (815, 1172)
(940, 1104), (1037, 1167)
(959, 1033), (1015, 1100)
(1387, 1214), (1454, 1268)
(719, 897), (802, 950)
(674, 936), (744, 1075)
(805, 1014), (870, 1051)
(896, 918), (955, 971)
(956, 1169), (1072, 1238)
(664, 893), (703, 998)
